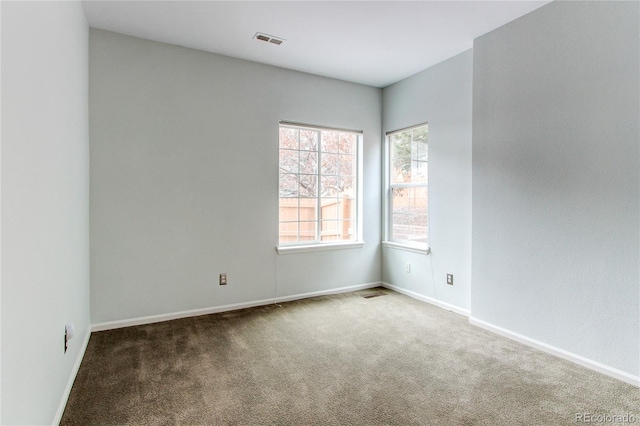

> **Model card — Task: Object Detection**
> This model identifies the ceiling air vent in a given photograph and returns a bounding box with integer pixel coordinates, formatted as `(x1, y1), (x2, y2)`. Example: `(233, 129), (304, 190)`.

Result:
(253, 32), (285, 46)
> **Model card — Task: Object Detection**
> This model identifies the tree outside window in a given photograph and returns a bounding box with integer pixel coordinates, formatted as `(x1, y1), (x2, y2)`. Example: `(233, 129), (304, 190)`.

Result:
(279, 123), (361, 246)
(388, 124), (428, 247)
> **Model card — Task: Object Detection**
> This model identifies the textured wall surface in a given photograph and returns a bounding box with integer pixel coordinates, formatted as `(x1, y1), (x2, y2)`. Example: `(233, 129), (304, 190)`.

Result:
(90, 30), (382, 324)
(1, 2), (90, 423)
(472, 1), (639, 376)
(382, 50), (473, 312)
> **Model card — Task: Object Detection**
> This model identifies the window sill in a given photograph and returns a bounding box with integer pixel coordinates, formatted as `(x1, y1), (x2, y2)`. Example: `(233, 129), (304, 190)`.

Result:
(382, 241), (430, 255)
(277, 241), (365, 255)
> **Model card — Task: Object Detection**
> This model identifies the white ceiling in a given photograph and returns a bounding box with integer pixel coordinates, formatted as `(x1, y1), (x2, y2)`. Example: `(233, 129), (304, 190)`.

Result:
(82, 1), (551, 88)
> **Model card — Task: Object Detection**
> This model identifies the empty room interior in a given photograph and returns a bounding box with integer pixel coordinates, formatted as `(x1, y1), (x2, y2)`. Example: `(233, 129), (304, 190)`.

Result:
(1, 0), (639, 424)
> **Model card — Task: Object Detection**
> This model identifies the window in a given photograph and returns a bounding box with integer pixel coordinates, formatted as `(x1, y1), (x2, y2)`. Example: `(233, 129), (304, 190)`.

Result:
(386, 124), (429, 249)
(278, 122), (362, 248)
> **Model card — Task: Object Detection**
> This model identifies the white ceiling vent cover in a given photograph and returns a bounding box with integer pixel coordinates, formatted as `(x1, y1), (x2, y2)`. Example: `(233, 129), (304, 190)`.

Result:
(253, 32), (285, 46)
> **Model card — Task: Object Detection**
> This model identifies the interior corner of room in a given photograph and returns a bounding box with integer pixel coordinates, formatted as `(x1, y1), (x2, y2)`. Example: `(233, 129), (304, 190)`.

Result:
(1, 0), (638, 424)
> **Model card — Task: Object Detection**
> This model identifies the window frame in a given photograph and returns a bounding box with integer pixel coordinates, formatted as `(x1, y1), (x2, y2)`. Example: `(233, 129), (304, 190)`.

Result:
(277, 121), (364, 253)
(384, 123), (430, 253)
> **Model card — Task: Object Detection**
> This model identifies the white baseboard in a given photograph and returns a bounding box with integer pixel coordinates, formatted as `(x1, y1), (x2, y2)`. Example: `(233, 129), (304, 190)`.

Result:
(53, 328), (91, 425)
(272, 281), (381, 304)
(92, 281), (382, 332)
(469, 317), (640, 387)
(380, 281), (470, 317)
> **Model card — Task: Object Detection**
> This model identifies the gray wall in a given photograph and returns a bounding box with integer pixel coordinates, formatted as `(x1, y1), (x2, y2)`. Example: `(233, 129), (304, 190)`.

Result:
(89, 30), (382, 324)
(472, 1), (639, 376)
(382, 50), (473, 313)
(1, 2), (90, 424)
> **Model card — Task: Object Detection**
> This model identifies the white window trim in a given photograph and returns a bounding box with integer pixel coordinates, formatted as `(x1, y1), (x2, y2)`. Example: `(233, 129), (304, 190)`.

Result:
(277, 241), (365, 255)
(383, 123), (430, 252)
(277, 122), (364, 253)
(381, 241), (430, 255)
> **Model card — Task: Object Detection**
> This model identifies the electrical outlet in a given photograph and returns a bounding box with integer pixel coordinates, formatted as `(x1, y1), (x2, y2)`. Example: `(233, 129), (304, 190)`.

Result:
(219, 273), (227, 285)
(446, 274), (453, 285)
(405, 262), (411, 273)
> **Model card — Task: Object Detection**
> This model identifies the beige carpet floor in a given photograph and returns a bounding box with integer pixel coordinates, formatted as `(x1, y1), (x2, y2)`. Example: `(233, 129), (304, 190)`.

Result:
(61, 288), (639, 425)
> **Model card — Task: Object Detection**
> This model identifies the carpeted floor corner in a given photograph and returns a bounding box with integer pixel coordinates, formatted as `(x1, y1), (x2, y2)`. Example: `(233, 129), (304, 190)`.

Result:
(61, 288), (639, 425)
